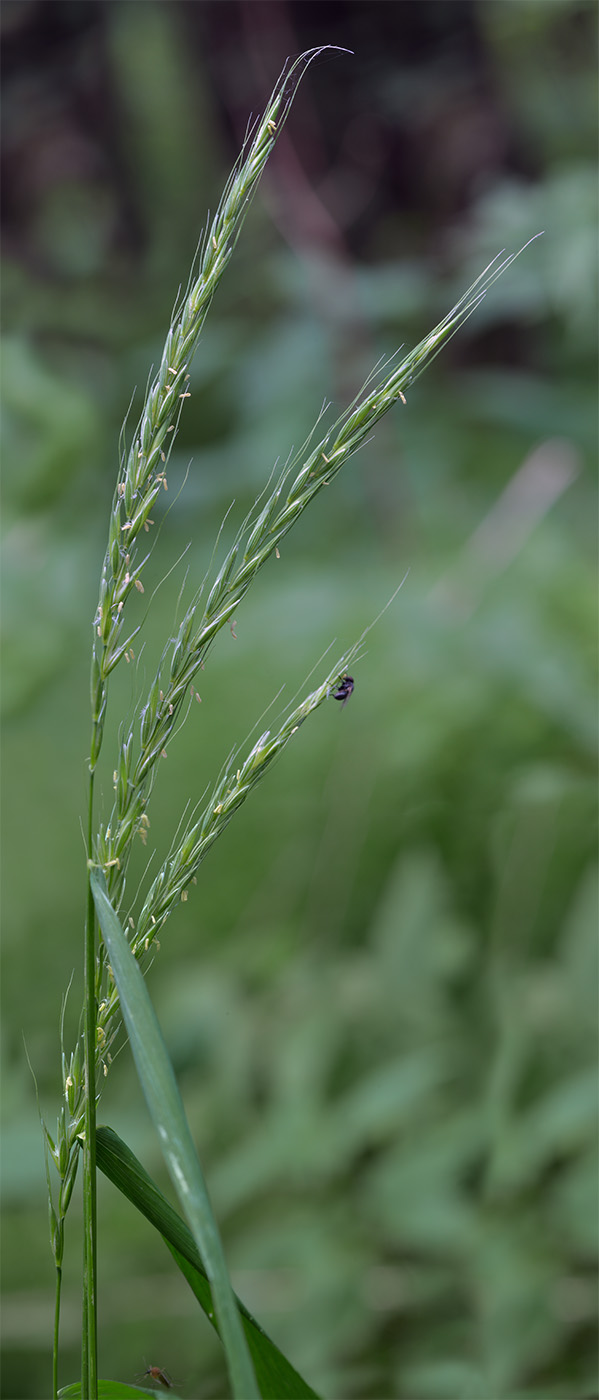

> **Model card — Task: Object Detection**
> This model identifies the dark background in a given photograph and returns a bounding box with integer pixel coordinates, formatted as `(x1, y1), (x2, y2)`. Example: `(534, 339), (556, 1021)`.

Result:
(1, 2), (597, 1398)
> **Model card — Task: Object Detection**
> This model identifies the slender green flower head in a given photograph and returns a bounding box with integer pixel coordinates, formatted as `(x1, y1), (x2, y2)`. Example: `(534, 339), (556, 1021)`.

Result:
(89, 46), (349, 771)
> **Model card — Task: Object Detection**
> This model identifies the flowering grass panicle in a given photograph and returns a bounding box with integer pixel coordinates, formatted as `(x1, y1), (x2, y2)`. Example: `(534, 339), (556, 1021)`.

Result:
(38, 46), (540, 1400)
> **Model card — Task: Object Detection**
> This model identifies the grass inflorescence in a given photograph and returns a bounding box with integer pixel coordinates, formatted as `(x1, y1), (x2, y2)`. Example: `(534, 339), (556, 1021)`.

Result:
(40, 46), (540, 1400)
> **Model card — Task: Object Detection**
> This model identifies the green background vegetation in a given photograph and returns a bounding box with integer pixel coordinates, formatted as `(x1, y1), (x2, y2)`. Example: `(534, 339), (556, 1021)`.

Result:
(1, 2), (597, 1397)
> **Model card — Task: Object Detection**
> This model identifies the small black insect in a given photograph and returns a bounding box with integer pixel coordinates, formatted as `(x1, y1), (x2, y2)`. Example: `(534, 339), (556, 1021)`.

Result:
(332, 675), (354, 707)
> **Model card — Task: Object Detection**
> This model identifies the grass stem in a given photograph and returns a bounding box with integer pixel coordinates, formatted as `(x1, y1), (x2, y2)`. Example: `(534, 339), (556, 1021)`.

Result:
(82, 773), (98, 1400)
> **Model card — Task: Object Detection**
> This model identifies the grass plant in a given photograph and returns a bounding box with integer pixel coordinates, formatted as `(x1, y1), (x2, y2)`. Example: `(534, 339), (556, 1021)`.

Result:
(40, 48), (540, 1400)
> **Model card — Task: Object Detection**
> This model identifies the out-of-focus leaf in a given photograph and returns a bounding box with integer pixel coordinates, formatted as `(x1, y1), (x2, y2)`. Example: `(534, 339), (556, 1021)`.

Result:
(1, 336), (99, 510)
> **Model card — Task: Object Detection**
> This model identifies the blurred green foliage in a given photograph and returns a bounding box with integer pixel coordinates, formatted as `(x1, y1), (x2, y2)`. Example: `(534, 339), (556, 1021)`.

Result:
(1, 2), (597, 1398)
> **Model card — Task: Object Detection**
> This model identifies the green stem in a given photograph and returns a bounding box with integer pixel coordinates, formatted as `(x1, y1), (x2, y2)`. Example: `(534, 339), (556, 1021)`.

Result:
(53, 1261), (61, 1400)
(82, 772), (98, 1399)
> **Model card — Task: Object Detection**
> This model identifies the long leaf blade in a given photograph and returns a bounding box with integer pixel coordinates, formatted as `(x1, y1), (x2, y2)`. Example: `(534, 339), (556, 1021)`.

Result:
(96, 1126), (321, 1400)
(90, 870), (258, 1399)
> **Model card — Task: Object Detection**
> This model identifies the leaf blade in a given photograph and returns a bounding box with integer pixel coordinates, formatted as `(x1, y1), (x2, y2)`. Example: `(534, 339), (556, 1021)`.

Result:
(90, 870), (258, 1399)
(96, 1126), (321, 1400)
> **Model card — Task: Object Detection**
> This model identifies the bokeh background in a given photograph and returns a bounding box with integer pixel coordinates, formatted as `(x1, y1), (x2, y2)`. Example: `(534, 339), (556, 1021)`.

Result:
(1, 2), (597, 1398)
